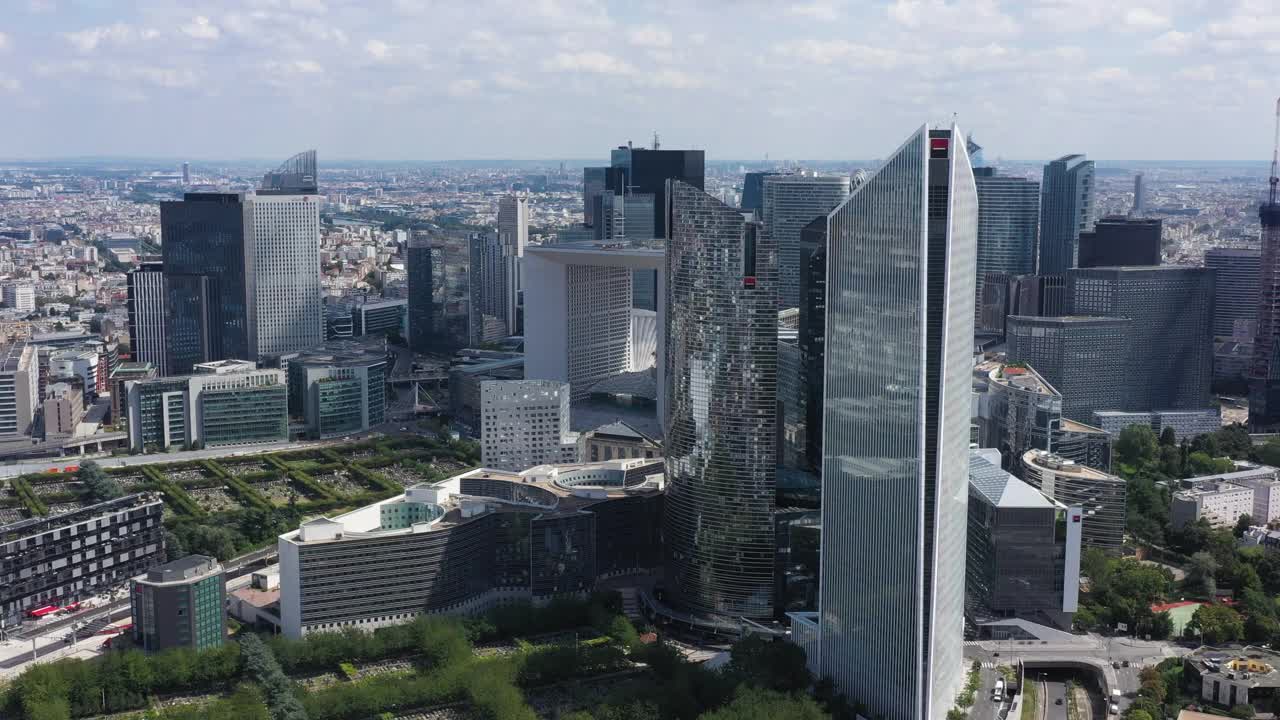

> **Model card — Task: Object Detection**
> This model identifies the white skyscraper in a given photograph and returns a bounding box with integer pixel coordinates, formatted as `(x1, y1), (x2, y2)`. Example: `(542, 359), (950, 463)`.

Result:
(246, 194), (323, 356)
(497, 194), (529, 333)
(479, 379), (579, 471)
(3, 284), (35, 313)
(813, 125), (977, 719)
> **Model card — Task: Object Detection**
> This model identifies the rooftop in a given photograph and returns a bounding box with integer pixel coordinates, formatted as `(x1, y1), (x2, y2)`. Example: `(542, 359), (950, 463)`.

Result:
(969, 451), (1058, 510)
(1022, 449), (1118, 480)
(987, 363), (1060, 397)
(1187, 645), (1280, 689)
(0, 340), (28, 374)
(140, 554), (223, 585)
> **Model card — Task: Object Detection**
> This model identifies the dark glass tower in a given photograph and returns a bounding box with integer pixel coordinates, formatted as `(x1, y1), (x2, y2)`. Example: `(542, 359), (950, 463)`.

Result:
(799, 217), (826, 474)
(1077, 216), (1162, 268)
(1250, 196), (1280, 430)
(663, 180), (777, 620)
(1204, 247), (1260, 338)
(741, 171), (782, 216)
(160, 193), (250, 375)
(974, 167), (1039, 319)
(607, 146), (704, 236)
(407, 233), (434, 353)
(1038, 154), (1095, 274)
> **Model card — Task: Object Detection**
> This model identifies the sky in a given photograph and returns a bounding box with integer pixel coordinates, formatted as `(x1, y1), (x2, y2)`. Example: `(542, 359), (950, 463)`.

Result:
(0, 0), (1277, 163)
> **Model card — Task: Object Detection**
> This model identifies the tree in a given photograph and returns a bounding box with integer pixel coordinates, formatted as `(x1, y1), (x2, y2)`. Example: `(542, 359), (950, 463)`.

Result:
(1126, 711), (1153, 720)
(1116, 425), (1159, 467)
(696, 687), (827, 720)
(1159, 427), (1177, 447)
(1230, 703), (1257, 719)
(726, 635), (812, 693)
(1236, 514), (1256, 538)
(1187, 551), (1219, 599)
(1189, 603), (1245, 644)
(77, 460), (123, 504)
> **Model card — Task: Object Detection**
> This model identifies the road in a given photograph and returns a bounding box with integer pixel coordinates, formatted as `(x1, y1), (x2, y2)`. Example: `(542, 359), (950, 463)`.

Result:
(0, 438), (349, 478)
(1043, 677), (1068, 720)
(969, 666), (1010, 720)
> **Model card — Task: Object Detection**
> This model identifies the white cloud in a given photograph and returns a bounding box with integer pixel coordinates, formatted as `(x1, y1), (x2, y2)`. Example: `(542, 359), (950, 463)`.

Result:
(787, 1), (840, 21)
(646, 68), (702, 90)
(628, 25), (672, 48)
(1177, 64), (1216, 82)
(773, 39), (911, 69)
(1208, 0), (1280, 39)
(136, 67), (199, 88)
(64, 23), (158, 53)
(180, 16), (220, 41)
(491, 72), (532, 92)
(1123, 8), (1169, 30)
(1088, 66), (1131, 82)
(0, 72), (19, 92)
(447, 78), (479, 96)
(266, 59), (324, 75)
(888, 0), (1020, 36)
(0, 32), (8, 50)
(1145, 29), (1191, 55)
(289, 0), (328, 13)
(365, 39), (392, 60)
(543, 51), (633, 75)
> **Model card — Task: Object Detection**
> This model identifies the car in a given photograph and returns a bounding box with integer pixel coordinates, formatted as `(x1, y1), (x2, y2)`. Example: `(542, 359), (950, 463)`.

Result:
(1055, 698), (1063, 705)
(1112, 661), (1120, 668)
(1122, 660), (1130, 668)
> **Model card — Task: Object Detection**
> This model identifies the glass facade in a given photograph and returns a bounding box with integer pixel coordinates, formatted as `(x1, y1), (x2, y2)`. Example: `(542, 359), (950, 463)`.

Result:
(199, 383), (287, 447)
(1005, 315), (1131, 424)
(318, 377), (363, 437)
(973, 169), (1038, 321)
(763, 174), (850, 309)
(818, 126), (976, 720)
(664, 181), (778, 620)
(1038, 155), (1095, 274)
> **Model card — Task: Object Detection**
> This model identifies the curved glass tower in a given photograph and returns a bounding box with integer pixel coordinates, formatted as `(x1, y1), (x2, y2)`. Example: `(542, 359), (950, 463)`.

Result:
(817, 125), (976, 720)
(663, 181), (778, 619)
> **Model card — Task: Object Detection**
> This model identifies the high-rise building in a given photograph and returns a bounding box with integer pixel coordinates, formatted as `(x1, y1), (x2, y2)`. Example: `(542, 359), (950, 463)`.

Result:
(406, 233), (434, 353)
(1038, 154), (1095, 273)
(407, 232), (471, 353)
(582, 166), (609, 226)
(763, 173), (850, 309)
(0, 341), (38, 439)
(110, 361), (155, 425)
(1021, 450), (1126, 551)
(1068, 266), (1214, 412)
(470, 227), (521, 343)
(664, 180), (778, 620)
(479, 379), (579, 471)
(741, 171), (782, 216)
(1132, 173), (1145, 216)
(606, 145), (704, 236)
(1250, 179), (1280, 430)
(161, 193), (250, 375)
(1205, 247), (1261, 338)
(799, 217), (826, 473)
(245, 192), (323, 357)
(1077, 216), (1162, 268)
(816, 125), (976, 719)
(3, 284), (34, 313)
(973, 168), (1039, 320)
(593, 192), (656, 243)
(1006, 315), (1131, 423)
(497, 194), (529, 333)
(127, 261), (167, 373)
(182, 161), (190, 185)
(131, 555), (226, 653)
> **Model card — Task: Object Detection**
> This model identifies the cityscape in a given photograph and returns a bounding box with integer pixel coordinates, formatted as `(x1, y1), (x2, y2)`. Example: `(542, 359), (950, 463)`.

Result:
(3, 2), (1280, 720)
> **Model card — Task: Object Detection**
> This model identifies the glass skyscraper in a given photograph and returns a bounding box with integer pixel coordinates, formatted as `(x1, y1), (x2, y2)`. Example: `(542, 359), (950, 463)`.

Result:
(1038, 154), (1095, 274)
(763, 173), (851, 309)
(1204, 247), (1260, 338)
(817, 125), (976, 720)
(973, 168), (1039, 321)
(663, 180), (778, 620)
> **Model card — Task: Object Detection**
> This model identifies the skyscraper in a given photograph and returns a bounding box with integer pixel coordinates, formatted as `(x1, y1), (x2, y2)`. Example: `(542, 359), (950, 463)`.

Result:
(973, 167), (1039, 319)
(161, 193), (250, 375)
(664, 180), (778, 620)
(1005, 315), (1131, 424)
(497, 194), (529, 334)
(1132, 173), (1145, 216)
(407, 233), (433, 353)
(181, 161), (190, 185)
(1077, 216), (1162, 268)
(606, 145), (704, 236)
(245, 192), (323, 356)
(763, 173), (851, 309)
(470, 232), (518, 343)
(741, 171), (782, 216)
(127, 261), (167, 374)
(1038, 154), (1095, 274)
(1205, 247), (1261, 338)
(1250, 136), (1280, 429)
(799, 217), (826, 473)
(583, 166), (608, 226)
(817, 125), (976, 719)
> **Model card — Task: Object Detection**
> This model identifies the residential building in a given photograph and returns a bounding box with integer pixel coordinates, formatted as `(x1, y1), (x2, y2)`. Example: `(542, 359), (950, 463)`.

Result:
(1038, 154), (1095, 274)
(110, 362), (155, 426)
(127, 361), (287, 452)
(278, 461), (665, 637)
(664, 180), (779, 621)
(43, 381), (84, 438)
(967, 450), (1081, 631)
(0, 340), (39, 439)
(351, 298), (407, 339)
(1228, 467), (1280, 525)
(131, 555), (226, 653)
(1, 493), (165, 628)
(1092, 409), (1222, 442)
(1204, 247), (1260, 339)
(479, 379), (579, 471)
(3, 284), (34, 313)
(48, 349), (97, 401)
(447, 350), (523, 435)
(1077, 216), (1162, 268)
(1021, 450), (1126, 551)
(817, 125), (976, 719)
(1069, 266), (1215, 412)
(1005, 315), (1131, 424)
(763, 172), (850, 309)
(285, 342), (387, 439)
(581, 421), (659, 462)
(1171, 480), (1255, 529)
(973, 167), (1039, 321)
(127, 261), (167, 373)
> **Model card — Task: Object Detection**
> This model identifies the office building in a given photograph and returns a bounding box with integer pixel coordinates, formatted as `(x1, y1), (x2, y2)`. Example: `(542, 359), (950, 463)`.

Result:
(605, 144), (704, 236)
(43, 381), (84, 438)
(407, 233), (434, 353)
(1, 493), (165, 629)
(1184, 646), (1280, 713)
(1092, 409), (1222, 443)
(49, 349), (98, 401)
(3, 284), (34, 313)
(1171, 478), (1256, 530)
(351, 298), (407, 339)
(799, 217), (827, 472)
(1077, 216), (1162, 268)
(0, 341), (39, 439)
(285, 342), (387, 439)
(973, 168), (1039, 321)
(1011, 273), (1068, 317)
(1055, 419), (1113, 472)
(583, 166), (608, 226)
(325, 303), (355, 341)
(182, 161), (190, 185)
(1205, 247), (1260, 339)
(981, 363), (1060, 466)
(581, 421), (659, 462)
(816, 125), (976, 719)
(447, 350), (523, 435)
(664, 180), (778, 621)
(1132, 173), (1145, 216)
(763, 173), (851, 308)
(127, 261), (167, 373)
(470, 231), (519, 343)
(127, 361), (287, 452)
(497, 194), (529, 333)
(741, 171), (782, 216)
(408, 231), (473, 353)
(131, 555), (226, 653)
(110, 361), (155, 425)
(479, 379), (579, 471)
(591, 191), (656, 242)
(1021, 450), (1126, 551)
(278, 460), (665, 637)
(161, 193), (251, 375)
(1006, 315), (1131, 424)
(1250, 182), (1280, 430)
(1225, 467), (1280, 525)
(1069, 266), (1214, 412)
(966, 450), (1081, 631)
(259, 149), (317, 194)
(245, 192), (323, 356)
(1038, 154), (1095, 273)
(524, 240), (665, 405)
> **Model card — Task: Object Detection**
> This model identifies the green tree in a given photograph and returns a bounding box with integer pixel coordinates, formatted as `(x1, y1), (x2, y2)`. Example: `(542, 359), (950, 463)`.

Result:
(726, 635), (812, 693)
(1189, 603), (1245, 644)
(1230, 703), (1257, 719)
(1236, 513), (1256, 538)
(1258, 438), (1280, 468)
(1187, 551), (1219, 598)
(1116, 425), (1159, 467)
(1126, 711), (1153, 720)
(77, 461), (123, 504)
(1159, 427), (1177, 447)
(1188, 451), (1235, 477)
(697, 687), (827, 720)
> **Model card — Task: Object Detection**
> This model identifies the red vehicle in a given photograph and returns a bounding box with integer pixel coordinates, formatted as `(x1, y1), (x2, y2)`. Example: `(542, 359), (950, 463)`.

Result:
(63, 466), (79, 473)
(26, 605), (58, 618)
(59, 602), (81, 613)
(97, 623), (131, 636)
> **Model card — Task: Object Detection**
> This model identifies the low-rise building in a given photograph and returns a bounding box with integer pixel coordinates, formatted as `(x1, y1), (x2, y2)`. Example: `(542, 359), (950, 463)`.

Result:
(351, 298), (407, 339)
(1, 493), (165, 628)
(580, 421), (659, 462)
(109, 362), (155, 426)
(43, 380), (85, 438)
(1184, 647), (1280, 713)
(131, 554), (226, 653)
(278, 459), (665, 637)
(1021, 449), (1126, 551)
(1171, 481), (1255, 529)
(127, 360), (288, 452)
(1093, 409), (1223, 442)
(447, 350), (524, 435)
(284, 342), (387, 439)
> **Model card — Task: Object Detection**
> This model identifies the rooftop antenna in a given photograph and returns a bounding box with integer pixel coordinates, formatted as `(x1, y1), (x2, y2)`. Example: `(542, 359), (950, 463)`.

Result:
(1270, 97), (1280, 206)
(652, 131), (660, 151)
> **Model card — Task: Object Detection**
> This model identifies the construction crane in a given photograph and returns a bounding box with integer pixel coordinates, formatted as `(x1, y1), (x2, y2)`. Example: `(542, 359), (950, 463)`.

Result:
(1271, 96), (1280, 206)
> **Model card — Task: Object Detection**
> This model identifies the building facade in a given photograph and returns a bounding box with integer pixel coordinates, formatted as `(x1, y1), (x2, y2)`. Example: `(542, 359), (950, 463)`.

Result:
(3, 284), (34, 313)
(131, 555), (226, 653)
(351, 298), (407, 339)
(127, 361), (288, 452)
(245, 193), (323, 357)
(0, 341), (39, 439)
(285, 342), (388, 439)
(763, 173), (850, 309)
(1092, 409), (1222, 442)
(1, 494), (165, 628)
(1171, 480), (1255, 530)
(1038, 154), (1095, 274)
(1021, 450), (1126, 551)
(1077, 216), (1162, 268)
(817, 125), (976, 719)
(973, 168), (1039, 322)
(1204, 247), (1260, 339)
(664, 180), (779, 621)
(110, 362), (155, 426)
(127, 261), (168, 374)
(479, 379), (579, 471)
(1005, 315), (1131, 424)
(1250, 194), (1280, 430)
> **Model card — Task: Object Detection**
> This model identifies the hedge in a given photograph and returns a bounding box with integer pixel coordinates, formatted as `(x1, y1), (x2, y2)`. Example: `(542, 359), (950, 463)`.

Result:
(141, 466), (205, 517)
(11, 477), (49, 516)
(201, 461), (271, 512)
